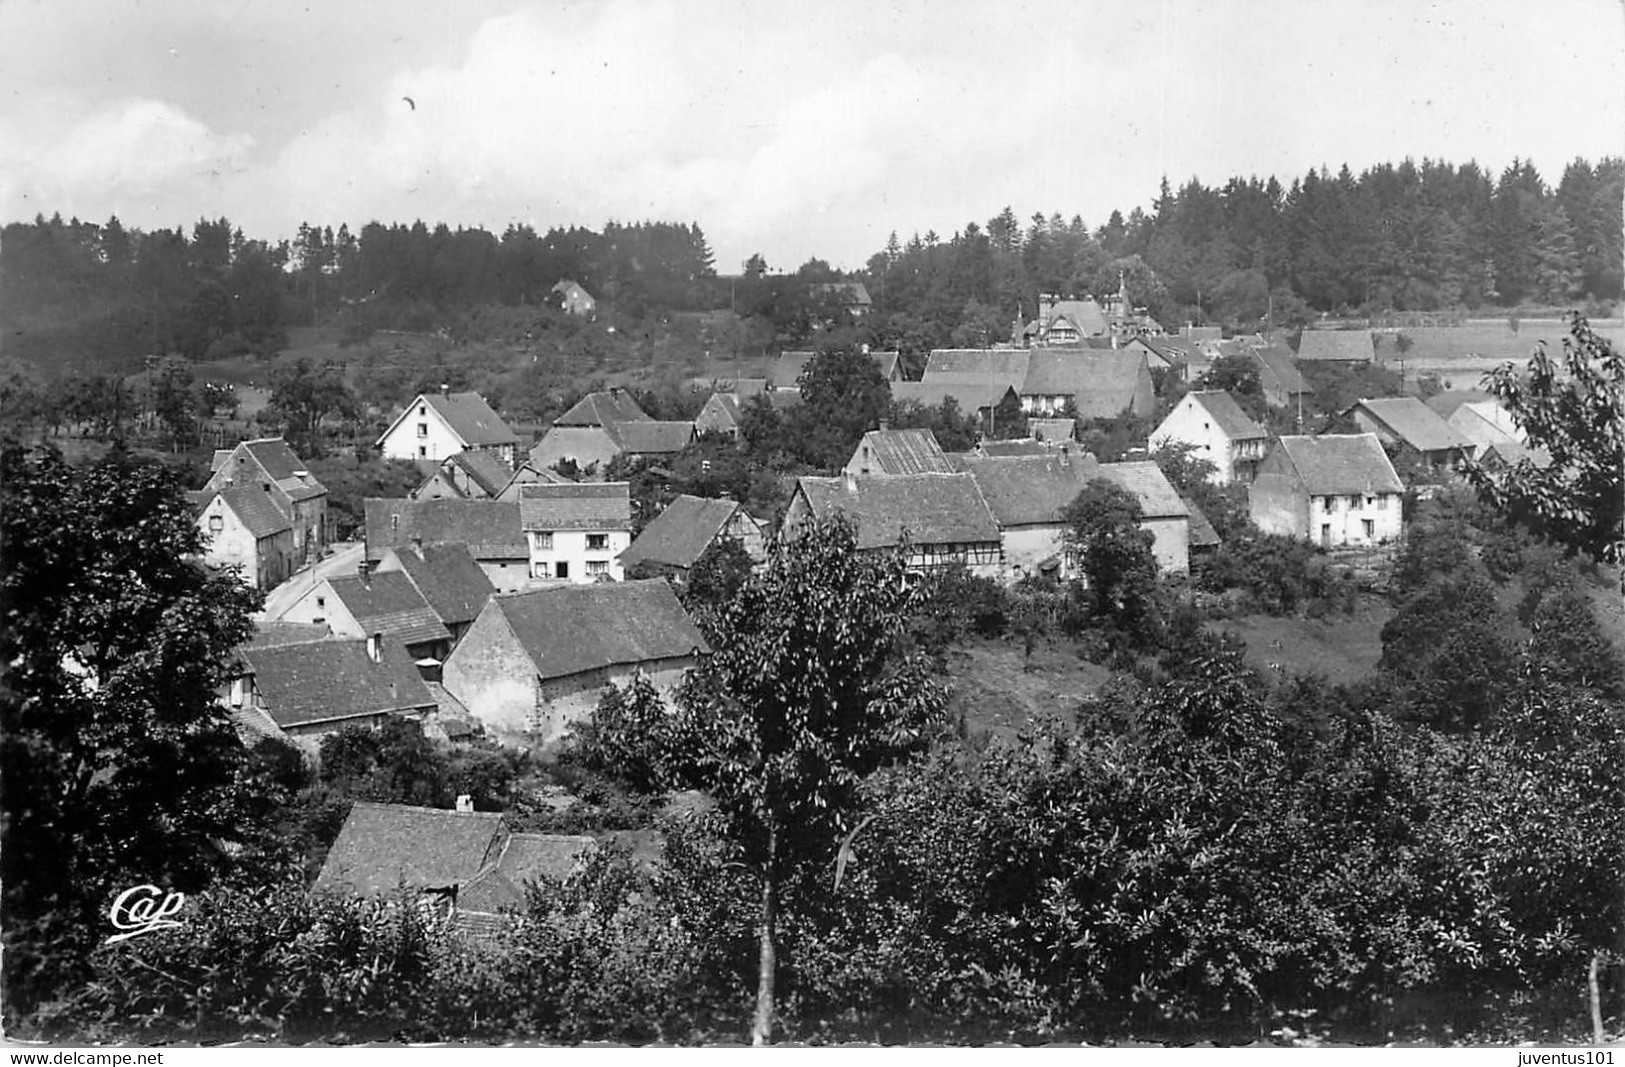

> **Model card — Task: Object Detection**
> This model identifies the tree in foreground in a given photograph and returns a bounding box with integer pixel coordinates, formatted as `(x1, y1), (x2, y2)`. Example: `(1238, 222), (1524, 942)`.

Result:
(668, 516), (946, 1043)
(1464, 313), (1624, 568)
(1, 445), (261, 1016)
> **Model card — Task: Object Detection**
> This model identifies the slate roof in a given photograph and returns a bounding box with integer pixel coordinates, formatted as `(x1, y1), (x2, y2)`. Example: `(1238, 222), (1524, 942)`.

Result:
(1030, 418), (1075, 443)
(793, 473), (1002, 550)
(952, 452), (1103, 526)
(242, 638), (435, 729)
(365, 499), (527, 562)
(553, 390), (651, 427)
(1297, 330), (1375, 362)
(1188, 391), (1267, 440)
(448, 449), (515, 497)
(1098, 462), (1191, 519)
(491, 580), (709, 681)
(385, 543), (494, 628)
(607, 420), (695, 455)
(851, 429), (954, 475)
(421, 391), (519, 447)
(315, 802), (504, 896)
(517, 482), (632, 531)
(618, 494), (744, 571)
(1352, 397), (1473, 453)
(1272, 434), (1406, 495)
(325, 572), (452, 648)
(1182, 496), (1222, 548)
(891, 380), (1019, 413)
(219, 485), (292, 539)
(1251, 344), (1313, 396)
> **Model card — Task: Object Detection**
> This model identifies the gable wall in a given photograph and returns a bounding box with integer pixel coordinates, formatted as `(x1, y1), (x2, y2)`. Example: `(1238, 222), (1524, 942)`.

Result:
(381, 397), (468, 463)
(443, 604), (541, 741)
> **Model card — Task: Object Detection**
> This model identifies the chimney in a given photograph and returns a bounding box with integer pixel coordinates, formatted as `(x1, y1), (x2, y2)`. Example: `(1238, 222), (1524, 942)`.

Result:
(440, 383), (450, 396)
(358, 560), (371, 587)
(366, 632), (382, 663)
(456, 794), (474, 813)
(877, 420), (889, 433)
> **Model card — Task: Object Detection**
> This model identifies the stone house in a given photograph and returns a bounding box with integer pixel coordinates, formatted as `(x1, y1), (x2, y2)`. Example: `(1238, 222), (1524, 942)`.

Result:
(442, 580), (709, 744)
(1248, 434), (1405, 547)
(517, 482), (633, 583)
(196, 483), (295, 590)
(1151, 390), (1269, 484)
(617, 494), (768, 579)
(204, 437), (328, 565)
(781, 471), (1003, 577)
(376, 387), (519, 466)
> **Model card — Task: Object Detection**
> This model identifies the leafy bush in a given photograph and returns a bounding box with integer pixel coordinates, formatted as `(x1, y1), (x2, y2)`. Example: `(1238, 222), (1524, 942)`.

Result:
(1194, 533), (1332, 615)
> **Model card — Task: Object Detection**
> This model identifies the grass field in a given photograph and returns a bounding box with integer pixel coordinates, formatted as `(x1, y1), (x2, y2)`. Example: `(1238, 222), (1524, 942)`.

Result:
(943, 638), (1116, 744)
(1205, 596), (1392, 686)
(1380, 317), (1625, 386)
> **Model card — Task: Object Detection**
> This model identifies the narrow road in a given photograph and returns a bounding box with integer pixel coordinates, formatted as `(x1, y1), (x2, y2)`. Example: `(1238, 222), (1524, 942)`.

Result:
(257, 541), (365, 621)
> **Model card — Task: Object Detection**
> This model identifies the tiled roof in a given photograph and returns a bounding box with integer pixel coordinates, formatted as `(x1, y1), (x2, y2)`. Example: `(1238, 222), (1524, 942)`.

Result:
(618, 494), (741, 570)
(1134, 335), (1193, 361)
(1030, 418), (1075, 443)
(495, 461), (573, 500)
(1423, 390), (1496, 420)
(1481, 439), (1553, 469)
(974, 439), (1061, 457)
(1448, 401), (1523, 446)
(1252, 344), (1312, 396)
(517, 482), (632, 531)
(851, 429), (954, 475)
(448, 450), (515, 498)
(952, 452), (1103, 526)
(385, 543), (494, 628)
(230, 704), (288, 745)
(1098, 462), (1190, 519)
(732, 378), (769, 397)
(326, 572), (451, 648)
(1182, 496), (1222, 547)
(315, 802), (504, 896)
(210, 449), (233, 472)
(460, 833), (597, 913)
(492, 580), (708, 681)
(924, 349), (1030, 381)
(794, 473), (1002, 549)
(1296, 330), (1375, 362)
(891, 381), (1018, 413)
(1021, 350), (1148, 418)
(1352, 397), (1473, 453)
(1188, 390), (1267, 440)
(552, 389), (651, 427)
(812, 281), (872, 307)
(365, 499), (527, 562)
(242, 638), (436, 728)
(607, 420), (695, 455)
(1181, 326), (1223, 344)
(1273, 434), (1406, 495)
(219, 485), (292, 539)
(247, 621), (332, 648)
(1045, 300), (1109, 336)
(240, 438), (311, 481)
(421, 391), (519, 446)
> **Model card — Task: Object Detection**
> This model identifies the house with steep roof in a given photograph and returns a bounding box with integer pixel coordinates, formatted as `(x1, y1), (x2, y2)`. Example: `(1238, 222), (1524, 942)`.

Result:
(443, 580), (709, 742)
(810, 281), (874, 318)
(315, 800), (595, 926)
(890, 380), (1022, 425)
(204, 436), (328, 564)
(529, 389), (658, 472)
(1249, 434), (1405, 547)
(517, 482), (633, 583)
(1297, 330), (1375, 364)
(617, 494), (767, 578)
(1346, 396), (1472, 468)
(1124, 335), (1190, 374)
(1152, 390), (1269, 484)
(377, 388), (519, 466)
(276, 570), (453, 663)
(770, 348), (897, 392)
(612, 420), (696, 460)
(412, 450), (516, 502)
(1098, 462), (1192, 573)
(1249, 343), (1315, 409)
(844, 428), (954, 476)
(196, 483), (295, 589)
(950, 449), (1102, 581)
(373, 542), (495, 647)
(693, 389), (801, 438)
(550, 279), (597, 318)
(493, 459), (574, 500)
(869, 350), (902, 382)
(1438, 399), (1527, 461)
(1019, 350), (1155, 419)
(781, 472), (1003, 577)
(226, 635), (437, 745)
(365, 499), (531, 593)
(1028, 296), (1110, 345)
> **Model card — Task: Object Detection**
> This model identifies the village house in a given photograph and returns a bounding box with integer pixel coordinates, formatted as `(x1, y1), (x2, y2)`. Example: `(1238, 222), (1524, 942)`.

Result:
(517, 482), (633, 583)
(376, 387), (519, 466)
(782, 471), (1004, 577)
(1024, 295), (1110, 346)
(973, 438), (1066, 457)
(609, 420), (697, 463)
(810, 281), (874, 318)
(1296, 330), (1376, 364)
(1151, 390), (1269, 484)
(889, 380), (1022, 430)
(693, 389), (801, 437)
(276, 570), (453, 664)
(443, 580), (708, 744)
(1098, 462), (1192, 574)
(1123, 335), (1190, 374)
(1182, 496), (1223, 556)
(950, 449), (1102, 582)
(493, 459), (574, 500)
(1249, 434), (1405, 548)
(196, 483), (295, 590)
(528, 389), (651, 472)
(315, 801), (595, 927)
(226, 634), (437, 749)
(365, 499), (531, 594)
(370, 541), (494, 650)
(550, 279), (597, 317)
(920, 349), (1154, 421)
(411, 450), (516, 502)
(1345, 397), (1472, 468)
(1249, 343), (1315, 410)
(844, 428), (954, 476)
(617, 494), (768, 579)
(203, 436), (329, 565)
(769, 348), (900, 393)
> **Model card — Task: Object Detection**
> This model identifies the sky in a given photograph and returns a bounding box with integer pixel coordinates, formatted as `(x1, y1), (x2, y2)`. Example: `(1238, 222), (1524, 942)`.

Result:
(2, 0), (1623, 272)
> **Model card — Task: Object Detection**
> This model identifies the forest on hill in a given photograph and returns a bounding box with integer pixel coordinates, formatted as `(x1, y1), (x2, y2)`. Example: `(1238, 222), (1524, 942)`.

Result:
(1, 156), (1619, 381)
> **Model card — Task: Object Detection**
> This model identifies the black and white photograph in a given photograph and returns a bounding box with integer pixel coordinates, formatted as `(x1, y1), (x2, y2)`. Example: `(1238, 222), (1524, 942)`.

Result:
(1, 0), (1623, 1051)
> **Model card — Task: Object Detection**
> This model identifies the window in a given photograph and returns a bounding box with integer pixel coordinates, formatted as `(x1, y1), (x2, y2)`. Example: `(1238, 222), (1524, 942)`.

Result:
(555, 561), (569, 580)
(586, 561), (608, 577)
(586, 533), (608, 551)
(418, 446), (427, 458)
(532, 531), (554, 551)
(1364, 496), (1374, 508)
(208, 514), (224, 533)
(316, 596), (325, 609)
(418, 405), (426, 416)
(1321, 497), (1333, 513)
(532, 561), (550, 579)
(1362, 519), (1375, 539)
(417, 423), (428, 437)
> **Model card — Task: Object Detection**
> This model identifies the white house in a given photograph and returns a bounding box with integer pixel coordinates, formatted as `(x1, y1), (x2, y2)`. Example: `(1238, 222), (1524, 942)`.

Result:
(1248, 434), (1405, 548)
(1151, 390), (1269, 485)
(196, 484), (294, 590)
(517, 482), (633, 583)
(376, 387), (519, 466)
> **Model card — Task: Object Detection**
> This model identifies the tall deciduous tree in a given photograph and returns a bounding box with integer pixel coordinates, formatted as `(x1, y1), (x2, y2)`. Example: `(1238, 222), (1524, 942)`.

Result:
(1, 446), (261, 1014)
(1062, 479), (1163, 647)
(668, 516), (946, 1044)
